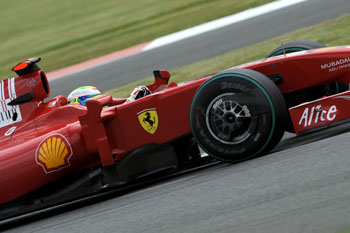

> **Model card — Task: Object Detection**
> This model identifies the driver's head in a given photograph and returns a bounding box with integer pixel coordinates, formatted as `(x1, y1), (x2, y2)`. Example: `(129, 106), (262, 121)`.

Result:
(67, 86), (101, 106)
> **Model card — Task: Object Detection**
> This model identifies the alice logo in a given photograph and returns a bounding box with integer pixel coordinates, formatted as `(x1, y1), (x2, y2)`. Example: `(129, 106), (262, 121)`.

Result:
(35, 134), (73, 173)
(298, 105), (337, 127)
(138, 108), (158, 134)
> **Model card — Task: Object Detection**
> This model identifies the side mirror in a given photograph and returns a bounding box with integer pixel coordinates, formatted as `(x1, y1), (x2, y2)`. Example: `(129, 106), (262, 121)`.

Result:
(153, 70), (170, 80)
(147, 70), (171, 92)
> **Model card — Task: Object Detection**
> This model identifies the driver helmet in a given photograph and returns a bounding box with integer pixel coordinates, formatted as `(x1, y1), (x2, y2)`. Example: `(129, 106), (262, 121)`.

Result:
(67, 86), (101, 106)
(127, 85), (151, 102)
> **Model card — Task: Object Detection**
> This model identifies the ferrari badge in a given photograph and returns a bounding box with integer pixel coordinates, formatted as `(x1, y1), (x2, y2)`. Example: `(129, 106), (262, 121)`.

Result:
(138, 108), (158, 134)
(35, 134), (73, 173)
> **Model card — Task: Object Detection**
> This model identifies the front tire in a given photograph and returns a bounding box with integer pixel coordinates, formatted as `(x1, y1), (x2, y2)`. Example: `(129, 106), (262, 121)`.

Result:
(267, 40), (325, 57)
(190, 68), (287, 163)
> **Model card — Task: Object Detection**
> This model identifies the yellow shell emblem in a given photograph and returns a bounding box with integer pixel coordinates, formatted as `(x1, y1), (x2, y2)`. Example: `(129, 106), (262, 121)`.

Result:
(138, 108), (158, 134)
(35, 134), (73, 173)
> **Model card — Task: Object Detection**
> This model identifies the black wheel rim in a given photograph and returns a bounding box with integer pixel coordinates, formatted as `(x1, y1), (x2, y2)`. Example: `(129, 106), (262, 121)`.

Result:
(206, 93), (254, 145)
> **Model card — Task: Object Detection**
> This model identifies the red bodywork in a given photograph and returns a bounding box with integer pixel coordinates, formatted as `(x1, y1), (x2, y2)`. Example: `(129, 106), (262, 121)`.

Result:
(290, 91), (350, 134)
(1, 46), (350, 205)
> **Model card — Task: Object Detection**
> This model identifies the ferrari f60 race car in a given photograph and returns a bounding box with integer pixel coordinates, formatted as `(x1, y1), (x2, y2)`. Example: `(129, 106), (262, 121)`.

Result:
(1, 40), (350, 221)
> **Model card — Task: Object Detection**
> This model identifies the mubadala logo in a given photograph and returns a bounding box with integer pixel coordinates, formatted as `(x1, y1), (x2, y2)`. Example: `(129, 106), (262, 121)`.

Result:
(321, 57), (350, 70)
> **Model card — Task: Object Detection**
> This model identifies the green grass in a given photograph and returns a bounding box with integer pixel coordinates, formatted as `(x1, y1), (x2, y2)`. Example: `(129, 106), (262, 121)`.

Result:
(105, 14), (350, 98)
(0, 0), (274, 78)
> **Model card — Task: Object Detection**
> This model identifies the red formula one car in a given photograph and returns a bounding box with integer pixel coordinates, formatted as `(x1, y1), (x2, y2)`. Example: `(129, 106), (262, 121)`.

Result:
(1, 40), (350, 221)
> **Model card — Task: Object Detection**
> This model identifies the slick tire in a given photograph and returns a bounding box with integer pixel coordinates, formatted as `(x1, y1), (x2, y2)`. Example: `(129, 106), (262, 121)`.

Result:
(267, 40), (325, 57)
(268, 40), (349, 132)
(190, 68), (287, 163)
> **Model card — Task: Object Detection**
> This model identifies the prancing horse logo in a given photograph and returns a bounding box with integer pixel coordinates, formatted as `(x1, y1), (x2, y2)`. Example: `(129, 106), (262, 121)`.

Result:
(137, 108), (158, 134)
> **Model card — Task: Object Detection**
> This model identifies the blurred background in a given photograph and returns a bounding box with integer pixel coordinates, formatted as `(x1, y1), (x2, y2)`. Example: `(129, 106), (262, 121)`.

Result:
(0, 0), (272, 77)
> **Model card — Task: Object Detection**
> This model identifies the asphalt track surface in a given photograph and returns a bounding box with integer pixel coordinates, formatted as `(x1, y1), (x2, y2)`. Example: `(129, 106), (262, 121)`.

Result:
(4, 127), (350, 233)
(6, 0), (350, 232)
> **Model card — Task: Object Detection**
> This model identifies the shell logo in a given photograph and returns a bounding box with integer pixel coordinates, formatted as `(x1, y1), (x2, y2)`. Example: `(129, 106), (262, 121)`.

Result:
(35, 134), (73, 173)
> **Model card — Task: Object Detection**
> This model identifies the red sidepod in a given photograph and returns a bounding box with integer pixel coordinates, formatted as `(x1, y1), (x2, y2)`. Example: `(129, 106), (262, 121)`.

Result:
(0, 104), (103, 204)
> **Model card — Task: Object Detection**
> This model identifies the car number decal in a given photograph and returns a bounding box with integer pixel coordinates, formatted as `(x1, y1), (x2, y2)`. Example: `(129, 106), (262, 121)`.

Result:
(0, 78), (22, 128)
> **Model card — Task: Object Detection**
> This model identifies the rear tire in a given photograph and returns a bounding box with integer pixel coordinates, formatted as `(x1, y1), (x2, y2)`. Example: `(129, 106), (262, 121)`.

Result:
(190, 68), (287, 163)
